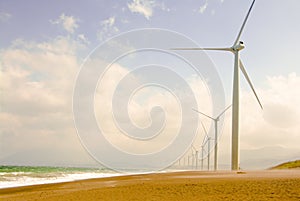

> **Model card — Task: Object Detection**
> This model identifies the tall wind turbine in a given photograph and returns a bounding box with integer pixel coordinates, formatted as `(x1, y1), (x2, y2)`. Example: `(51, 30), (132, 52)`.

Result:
(193, 105), (231, 171)
(171, 0), (262, 170)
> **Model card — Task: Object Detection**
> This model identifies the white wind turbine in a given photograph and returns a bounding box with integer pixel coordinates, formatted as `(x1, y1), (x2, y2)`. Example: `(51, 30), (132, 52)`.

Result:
(193, 105), (231, 171)
(200, 121), (213, 171)
(190, 145), (199, 169)
(189, 121), (211, 170)
(172, 0), (262, 170)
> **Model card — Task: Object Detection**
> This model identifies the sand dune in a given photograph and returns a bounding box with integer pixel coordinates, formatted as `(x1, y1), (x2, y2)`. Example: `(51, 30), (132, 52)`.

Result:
(1, 170), (300, 201)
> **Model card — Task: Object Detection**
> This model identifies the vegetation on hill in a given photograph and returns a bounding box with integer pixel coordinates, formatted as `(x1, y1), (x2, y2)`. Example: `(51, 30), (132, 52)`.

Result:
(271, 160), (300, 169)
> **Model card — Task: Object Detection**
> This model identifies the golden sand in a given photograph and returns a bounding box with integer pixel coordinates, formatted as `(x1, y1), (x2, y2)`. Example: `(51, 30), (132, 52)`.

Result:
(1, 170), (300, 201)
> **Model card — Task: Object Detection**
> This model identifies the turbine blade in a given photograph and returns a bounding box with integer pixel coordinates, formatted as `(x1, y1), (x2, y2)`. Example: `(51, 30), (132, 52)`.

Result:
(202, 138), (208, 147)
(192, 108), (215, 120)
(233, 0), (256, 46)
(217, 105), (232, 118)
(201, 121), (208, 136)
(191, 145), (196, 152)
(239, 59), (263, 109)
(200, 121), (209, 146)
(170, 47), (231, 51)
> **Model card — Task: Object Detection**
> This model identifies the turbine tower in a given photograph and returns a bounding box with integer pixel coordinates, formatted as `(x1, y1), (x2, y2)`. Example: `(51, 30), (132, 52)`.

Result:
(193, 105), (231, 171)
(171, 0), (262, 170)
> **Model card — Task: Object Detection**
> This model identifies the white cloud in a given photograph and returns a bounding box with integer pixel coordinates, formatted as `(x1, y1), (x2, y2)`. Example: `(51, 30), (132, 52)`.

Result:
(127, 0), (155, 20)
(97, 16), (119, 41)
(180, 72), (300, 170)
(77, 34), (89, 45)
(1, 32), (300, 169)
(217, 73), (300, 169)
(51, 13), (79, 34)
(1, 34), (206, 165)
(101, 16), (116, 27)
(252, 73), (300, 134)
(156, 2), (171, 12)
(199, 0), (208, 14)
(92, 64), (210, 154)
(127, 0), (171, 20)
(0, 11), (11, 22)
(0, 36), (89, 166)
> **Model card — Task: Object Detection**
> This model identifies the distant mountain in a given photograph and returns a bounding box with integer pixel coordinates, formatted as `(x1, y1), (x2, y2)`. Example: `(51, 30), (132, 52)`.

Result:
(239, 146), (300, 170)
(270, 160), (300, 169)
(215, 145), (300, 170)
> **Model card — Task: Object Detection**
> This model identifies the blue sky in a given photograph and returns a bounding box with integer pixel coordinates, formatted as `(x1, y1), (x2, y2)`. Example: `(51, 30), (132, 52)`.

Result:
(1, 0), (299, 85)
(1, 0), (300, 170)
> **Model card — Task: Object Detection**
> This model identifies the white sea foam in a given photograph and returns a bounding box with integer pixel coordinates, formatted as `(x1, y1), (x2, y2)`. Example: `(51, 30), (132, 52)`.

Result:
(0, 172), (122, 189)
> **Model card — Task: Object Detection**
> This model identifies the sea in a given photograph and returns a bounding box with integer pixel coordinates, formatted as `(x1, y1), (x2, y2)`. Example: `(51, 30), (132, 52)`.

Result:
(0, 166), (123, 189)
(0, 165), (184, 189)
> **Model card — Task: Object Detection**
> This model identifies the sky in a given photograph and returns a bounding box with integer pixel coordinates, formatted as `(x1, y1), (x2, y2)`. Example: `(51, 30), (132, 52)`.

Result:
(1, 0), (300, 170)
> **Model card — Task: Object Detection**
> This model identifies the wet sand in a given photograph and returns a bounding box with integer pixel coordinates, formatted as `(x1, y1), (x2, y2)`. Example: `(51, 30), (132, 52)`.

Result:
(1, 170), (300, 201)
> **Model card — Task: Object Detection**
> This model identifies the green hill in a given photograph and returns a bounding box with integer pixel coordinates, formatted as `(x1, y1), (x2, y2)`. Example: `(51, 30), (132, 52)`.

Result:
(271, 160), (300, 169)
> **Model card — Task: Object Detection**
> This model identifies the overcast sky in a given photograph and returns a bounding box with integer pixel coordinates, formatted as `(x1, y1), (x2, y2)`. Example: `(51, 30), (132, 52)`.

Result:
(1, 0), (300, 170)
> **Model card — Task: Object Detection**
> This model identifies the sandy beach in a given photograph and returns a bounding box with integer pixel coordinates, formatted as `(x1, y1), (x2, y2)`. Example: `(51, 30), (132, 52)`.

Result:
(1, 170), (300, 201)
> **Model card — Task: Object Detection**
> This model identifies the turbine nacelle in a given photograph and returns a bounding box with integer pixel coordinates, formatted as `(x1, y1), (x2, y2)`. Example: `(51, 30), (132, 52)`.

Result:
(232, 41), (245, 51)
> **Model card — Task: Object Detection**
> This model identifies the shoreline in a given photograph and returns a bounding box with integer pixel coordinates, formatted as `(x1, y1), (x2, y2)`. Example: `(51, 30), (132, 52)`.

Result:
(0, 172), (123, 190)
(1, 170), (300, 201)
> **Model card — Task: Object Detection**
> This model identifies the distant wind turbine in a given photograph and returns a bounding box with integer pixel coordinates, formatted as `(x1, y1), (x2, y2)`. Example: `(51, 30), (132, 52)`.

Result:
(171, 0), (262, 170)
(200, 121), (213, 171)
(193, 105), (231, 171)
(190, 145), (198, 169)
(189, 121), (211, 170)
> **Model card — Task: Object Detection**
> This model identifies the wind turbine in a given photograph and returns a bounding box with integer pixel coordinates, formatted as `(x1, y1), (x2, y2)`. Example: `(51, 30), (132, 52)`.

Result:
(200, 143), (205, 170)
(189, 121), (210, 170)
(171, 0), (262, 170)
(190, 145), (198, 169)
(193, 105), (231, 171)
(200, 121), (213, 171)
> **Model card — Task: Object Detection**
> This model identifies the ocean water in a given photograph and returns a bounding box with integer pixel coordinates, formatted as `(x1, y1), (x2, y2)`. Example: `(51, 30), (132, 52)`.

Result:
(0, 166), (122, 189)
